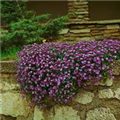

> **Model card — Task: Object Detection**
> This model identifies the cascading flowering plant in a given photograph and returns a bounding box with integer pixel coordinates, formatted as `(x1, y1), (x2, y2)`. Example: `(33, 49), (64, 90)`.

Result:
(16, 39), (120, 108)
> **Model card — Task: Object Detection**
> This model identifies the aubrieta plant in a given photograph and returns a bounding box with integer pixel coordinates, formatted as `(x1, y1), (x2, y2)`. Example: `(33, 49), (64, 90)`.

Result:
(16, 39), (120, 109)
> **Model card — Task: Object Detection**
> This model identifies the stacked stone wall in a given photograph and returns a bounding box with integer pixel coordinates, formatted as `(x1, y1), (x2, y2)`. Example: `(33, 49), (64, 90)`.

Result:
(68, 1), (89, 22)
(59, 1), (120, 42)
(61, 21), (120, 42)
(0, 60), (120, 120)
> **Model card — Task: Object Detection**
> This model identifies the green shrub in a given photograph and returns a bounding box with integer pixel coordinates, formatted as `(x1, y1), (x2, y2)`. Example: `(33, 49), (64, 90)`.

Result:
(1, 29), (9, 51)
(1, 1), (68, 53)
(1, 0), (35, 27)
(1, 46), (22, 60)
(1, 15), (68, 51)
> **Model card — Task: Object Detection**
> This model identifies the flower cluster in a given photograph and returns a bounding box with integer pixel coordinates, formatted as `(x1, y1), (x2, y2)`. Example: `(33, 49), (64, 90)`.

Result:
(16, 39), (120, 108)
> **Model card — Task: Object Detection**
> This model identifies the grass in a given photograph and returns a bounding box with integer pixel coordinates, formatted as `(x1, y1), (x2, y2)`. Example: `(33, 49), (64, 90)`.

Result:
(1, 47), (22, 60)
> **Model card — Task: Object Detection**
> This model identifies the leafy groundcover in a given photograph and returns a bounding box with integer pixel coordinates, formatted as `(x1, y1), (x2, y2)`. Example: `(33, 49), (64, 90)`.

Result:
(16, 39), (120, 109)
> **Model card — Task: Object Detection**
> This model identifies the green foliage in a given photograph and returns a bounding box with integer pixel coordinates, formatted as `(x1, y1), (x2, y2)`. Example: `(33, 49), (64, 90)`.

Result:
(1, 15), (68, 51)
(1, 28), (9, 51)
(1, 46), (22, 60)
(40, 16), (68, 40)
(2, 14), (51, 47)
(1, 0), (35, 27)
(1, 1), (68, 53)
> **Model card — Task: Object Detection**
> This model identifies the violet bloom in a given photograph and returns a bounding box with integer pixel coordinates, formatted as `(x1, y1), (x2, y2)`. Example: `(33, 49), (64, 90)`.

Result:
(16, 39), (120, 108)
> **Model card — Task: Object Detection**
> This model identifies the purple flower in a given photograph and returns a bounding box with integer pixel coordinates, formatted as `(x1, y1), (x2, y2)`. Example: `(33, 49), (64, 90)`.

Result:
(16, 39), (120, 109)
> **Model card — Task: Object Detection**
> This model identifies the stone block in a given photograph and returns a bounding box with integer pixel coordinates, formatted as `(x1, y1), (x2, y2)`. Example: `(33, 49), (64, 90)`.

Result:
(71, 33), (90, 37)
(17, 116), (26, 120)
(97, 19), (120, 24)
(94, 36), (104, 40)
(91, 32), (103, 36)
(34, 106), (45, 120)
(59, 28), (69, 35)
(70, 29), (90, 33)
(74, 2), (88, 5)
(49, 106), (81, 120)
(70, 25), (86, 29)
(0, 80), (20, 92)
(113, 60), (120, 75)
(78, 37), (91, 41)
(68, 9), (75, 12)
(0, 61), (16, 73)
(104, 29), (118, 34)
(75, 11), (88, 15)
(114, 88), (120, 100)
(112, 33), (120, 36)
(90, 27), (106, 30)
(78, 15), (84, 19)
(98, 89), (114, 99)
(86, 107), (116, 120)
(84, 18), (89, 21)
(107, 24), (119, 29)
(74, 91), (94, 104)
(0, 92), (30, 117)
(104, 34), (112, 38)
(95, 78), (113, 87)
(88, 25), (95, 28)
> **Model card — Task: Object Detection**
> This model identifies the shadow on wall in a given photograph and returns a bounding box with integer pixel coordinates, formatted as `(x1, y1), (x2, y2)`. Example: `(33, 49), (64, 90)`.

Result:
(27, 1), (68, 18)
(1, 115), (16, 120)
(89, 1), (120, 21)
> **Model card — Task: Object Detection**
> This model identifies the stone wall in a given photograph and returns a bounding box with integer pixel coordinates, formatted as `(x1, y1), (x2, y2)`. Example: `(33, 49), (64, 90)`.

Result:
(0, 60), (120, 120)
(68, 1), (89, 22)
(59, 1), (120, 42)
